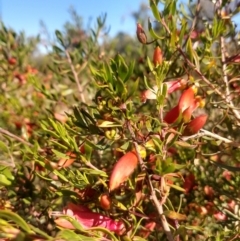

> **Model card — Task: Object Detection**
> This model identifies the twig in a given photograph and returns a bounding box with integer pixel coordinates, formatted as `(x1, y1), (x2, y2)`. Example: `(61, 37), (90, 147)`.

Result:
(85, 161), (103, 171)
(127, 121), (174, 241)
(65, 49), (86, 103)
(181, 128), (232, 143)
(200, 129), (233, 143)
(219, 36), (238, 122)
(181, 128), (240, 148)
(220, 37), (230, 98)
(0, 127), (33, 147)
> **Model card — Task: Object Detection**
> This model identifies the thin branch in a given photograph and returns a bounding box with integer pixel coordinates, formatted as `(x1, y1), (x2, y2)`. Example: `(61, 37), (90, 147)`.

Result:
(0, 127), (33, 147)
(127, 121), (174, 241)
(181, 128), (240, 148)
(221, 36), (231, 101)
(200, 129), (233, 143)
(177, 47), (240, 122)
(65, 49), (86, 103)
(85, 161), (103, 171)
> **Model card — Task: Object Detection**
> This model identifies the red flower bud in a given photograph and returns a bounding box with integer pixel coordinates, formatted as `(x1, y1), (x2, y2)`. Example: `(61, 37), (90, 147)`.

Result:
(183, 114), (208, 136)
(183, 173), (195, 193)
(153, 46), (163, 66)
(100, 193), (111, 210)
(109, 151), (138, 191)
(8, 57), (17, 66)
(136, 23), (147, 44)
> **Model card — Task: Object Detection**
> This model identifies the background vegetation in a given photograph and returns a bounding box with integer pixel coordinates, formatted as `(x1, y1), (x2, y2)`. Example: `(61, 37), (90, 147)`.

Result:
(0, 0), (240, 240)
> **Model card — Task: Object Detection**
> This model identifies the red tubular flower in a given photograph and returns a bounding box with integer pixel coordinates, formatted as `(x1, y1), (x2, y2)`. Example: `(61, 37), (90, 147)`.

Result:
(136, 23), (147, 44)
(54, 203), (126, 235)
(183, 114), (208, 136)
(182, 99), (199, 123)
(109, 151), (138, 191)
(164, 105), (180, 124)
(141, 79), (187, 103)
(153, 46), (163, 66)
(141, 86), (158, 102)
(178, 87), (195, 112)
(167, 78), (187, 94)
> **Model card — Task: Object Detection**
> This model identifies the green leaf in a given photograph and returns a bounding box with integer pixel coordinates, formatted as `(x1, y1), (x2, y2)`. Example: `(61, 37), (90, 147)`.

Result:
(79, 168), (108, 177)
(186, 38), (200, 70)
(127, 78), (139, 100)
(0, 140), (8, 152)
(52, 45), (64, 54)
(0, 166), (14, 181)
(149, 0), (161, 21)
(55, 30), (65, 47)
(0, 210), (33, 234)
(53, 169), (70, 182)
(124, 60), (135, 83)
(57, 229), (98, 241)
(212, 16), (225, 39)
(161, 82), (168, 97)
(148, 18), (164, 40)
(164, 210), (187, 220)
(168, 183), (186, 192)
(97, 120), (122, 128)
(147, 56), (154, 72)
(210, 160), (240, 172)
(180, 3), (193, 21)
(0, 173), (12, 186)
(178, 19), (188, 45)
(28, 224), (52, 240)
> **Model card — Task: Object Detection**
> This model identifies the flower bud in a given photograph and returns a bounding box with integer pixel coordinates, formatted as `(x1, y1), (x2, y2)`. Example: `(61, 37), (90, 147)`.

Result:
(100, 193), (111, 210)
(109, 151), (138, 191)
(136, 23), (147, 44)
(8, 57), (17, 66)
(183, 114), (208, 136)
(153, 46), (163, 66)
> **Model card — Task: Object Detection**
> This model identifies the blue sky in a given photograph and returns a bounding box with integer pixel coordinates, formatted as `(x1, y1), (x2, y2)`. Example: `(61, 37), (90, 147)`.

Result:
(1, 0), (239, 41)
(1, 0), (145, 38)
